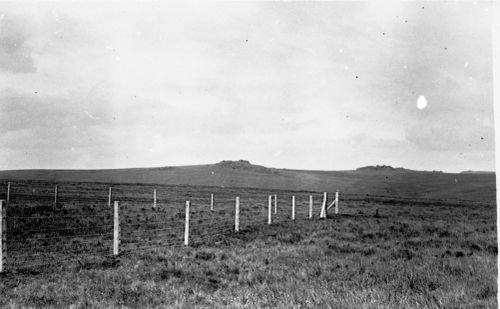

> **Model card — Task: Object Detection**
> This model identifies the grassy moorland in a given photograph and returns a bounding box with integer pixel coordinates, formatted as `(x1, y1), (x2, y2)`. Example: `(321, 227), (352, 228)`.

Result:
(0, 196), (496, 308)
(0, 160), (495, 202)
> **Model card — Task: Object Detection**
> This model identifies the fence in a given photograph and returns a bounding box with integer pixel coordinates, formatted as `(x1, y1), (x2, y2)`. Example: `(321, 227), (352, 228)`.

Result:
(0, 180), (340, 273)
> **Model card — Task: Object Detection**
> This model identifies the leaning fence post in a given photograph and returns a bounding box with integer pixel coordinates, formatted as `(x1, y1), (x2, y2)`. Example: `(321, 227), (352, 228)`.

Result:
(6, 182), (10, 203)
(320, 192), (327, 218)
(268, 195), (272, 225)
(108, 187), (112, 207)
(153, 189), (157, 208)
(113, 201), (120, 255)
(335, 192), (339, 214)
(235, 197), (240, 232)
(210, 194), (214, 211)
(309, 195), (313, 219)
(0, 200), (5, 273)
(184, 201), (190, 246)
(274, 194), (277, 214)
(291, 196), (295, 220)
(54, 184), (58, 207)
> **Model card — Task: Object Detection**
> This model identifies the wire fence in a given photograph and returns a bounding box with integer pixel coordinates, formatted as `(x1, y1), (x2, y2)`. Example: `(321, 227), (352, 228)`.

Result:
(0, 179), (338, 273)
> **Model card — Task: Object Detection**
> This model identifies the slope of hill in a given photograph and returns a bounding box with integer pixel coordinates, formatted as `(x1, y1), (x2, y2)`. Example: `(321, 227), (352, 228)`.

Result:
(0, 161), (495, 202)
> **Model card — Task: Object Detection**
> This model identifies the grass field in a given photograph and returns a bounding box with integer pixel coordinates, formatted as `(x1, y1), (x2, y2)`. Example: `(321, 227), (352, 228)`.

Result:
(0, 160), (495, 202)
(0, 179), (496, 308)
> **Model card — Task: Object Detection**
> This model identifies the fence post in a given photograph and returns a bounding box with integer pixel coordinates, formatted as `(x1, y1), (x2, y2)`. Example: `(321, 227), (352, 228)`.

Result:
(274, 194), (277, 214)
(0, 200), (5, 273)
(6, 182), (10, 203)
(184, 201), (190, 246)
(54, 184), (58, 207)
(108, 187), (112, 207)
(268, 195), (272, 225)
(210, 194), (214, 211)
(335, 192), (339, 214)
(309, 195), (313, 219)
(235, 197), (240, 232)
(113, 201), (120, 255)
(291, 196), (295, 220)
(153, 189), (157, 208)
(320, 192), (327, 218)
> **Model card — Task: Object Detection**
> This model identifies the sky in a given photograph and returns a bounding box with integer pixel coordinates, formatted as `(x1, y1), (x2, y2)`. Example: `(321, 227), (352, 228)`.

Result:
(0, 1), (495, 172)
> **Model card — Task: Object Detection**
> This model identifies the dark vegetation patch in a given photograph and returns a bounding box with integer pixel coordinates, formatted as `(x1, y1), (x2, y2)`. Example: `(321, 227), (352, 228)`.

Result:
(195, 251), (216, 261)
(392, 249), (415, 260)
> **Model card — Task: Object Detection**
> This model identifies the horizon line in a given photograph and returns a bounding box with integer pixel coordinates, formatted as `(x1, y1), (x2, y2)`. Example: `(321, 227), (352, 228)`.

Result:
(0, 160), (495, 174)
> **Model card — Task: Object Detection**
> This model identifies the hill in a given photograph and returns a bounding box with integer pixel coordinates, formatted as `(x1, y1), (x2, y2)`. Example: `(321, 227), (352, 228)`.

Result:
(0, 161), (495, 202)
(460, 170), (495, 175)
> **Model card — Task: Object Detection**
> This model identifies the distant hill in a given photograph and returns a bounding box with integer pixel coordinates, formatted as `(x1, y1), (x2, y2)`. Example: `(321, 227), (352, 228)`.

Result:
(0, 160), (496, 202)
(460, 170), (495, 175)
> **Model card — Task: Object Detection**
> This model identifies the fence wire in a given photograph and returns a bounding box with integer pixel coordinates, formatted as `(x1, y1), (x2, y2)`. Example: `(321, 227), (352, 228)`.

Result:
(0, 179), (330, 272)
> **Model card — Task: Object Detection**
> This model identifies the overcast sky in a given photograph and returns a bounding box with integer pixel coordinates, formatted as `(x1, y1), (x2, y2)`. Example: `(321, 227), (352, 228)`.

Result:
(0, 1), (494, 172)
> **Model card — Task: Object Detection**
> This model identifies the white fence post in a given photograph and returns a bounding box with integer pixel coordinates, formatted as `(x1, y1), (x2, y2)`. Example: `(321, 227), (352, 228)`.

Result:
(6, 182), (10, 203)
(153, 189), (157, 208)
(320, 192), (327, 218)
(309, 195), (313, 219)
(274, 194), (277, 214)
(235, 197), (240, 232)
(268, 195), (272, 225)
(113, 201), (120, 255)
(335, 192), (339, 214)
(291, 196), (295, 220)
(108, 187), (112, 207)
(210, 194), (214, 211)
(0, 200), (5, 273)
(184, 201), (190, 246)
(54, 184), (58, 207)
